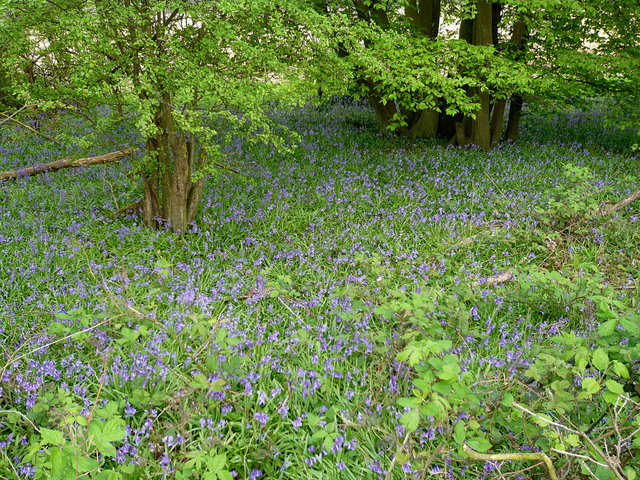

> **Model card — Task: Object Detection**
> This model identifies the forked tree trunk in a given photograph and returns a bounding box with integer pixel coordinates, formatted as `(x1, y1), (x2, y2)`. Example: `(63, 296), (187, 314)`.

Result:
(142, 95), (204, 233)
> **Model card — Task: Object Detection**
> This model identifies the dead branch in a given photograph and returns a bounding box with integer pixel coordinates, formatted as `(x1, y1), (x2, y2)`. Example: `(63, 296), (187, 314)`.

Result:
(471, 270), (515, 288)
(600, 188), (640, 217)
(0, 148), (137, 182)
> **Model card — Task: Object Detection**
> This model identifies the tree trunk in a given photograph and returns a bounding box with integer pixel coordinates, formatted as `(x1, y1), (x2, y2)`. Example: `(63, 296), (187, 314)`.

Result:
(411, 108), (439, 138)
(470, 0), (492, 150)
(506, 94), (523, 142)
(489, 98), (507, 146)
(142, 95), (204, 233)
(488, 19), (528, 146)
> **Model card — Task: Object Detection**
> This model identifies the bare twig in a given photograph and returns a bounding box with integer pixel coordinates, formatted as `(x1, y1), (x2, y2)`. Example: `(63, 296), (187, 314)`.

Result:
(0, 110), (61, 145)
(384, 431), (411, 480)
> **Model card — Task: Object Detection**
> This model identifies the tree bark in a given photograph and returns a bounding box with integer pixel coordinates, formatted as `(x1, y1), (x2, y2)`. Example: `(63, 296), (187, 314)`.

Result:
(0, 148), (136, 182)
(506, 94), (523, 141)
(142, 95), (205, 233)
(488, 19), (528, 146)
(470, 0), (492, 151)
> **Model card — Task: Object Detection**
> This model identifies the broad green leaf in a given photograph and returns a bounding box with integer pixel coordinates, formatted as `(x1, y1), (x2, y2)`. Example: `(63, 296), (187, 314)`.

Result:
(101, 419), (126, 442)
(207, 453), (226, 473)
(591, 349), (609, 371)
(466, 437), (492, 453)
(307, 414), (320, 427)
(41, 428), (65, 445)
(613, 361), (630, 379)
(581, 377), (601, 394)
(598, 320), (617, 337)
(74, 455), (100, 473)
(400, 410), (420, 432)
(453, 421), (466, 445)
(605, 379), (624, 395)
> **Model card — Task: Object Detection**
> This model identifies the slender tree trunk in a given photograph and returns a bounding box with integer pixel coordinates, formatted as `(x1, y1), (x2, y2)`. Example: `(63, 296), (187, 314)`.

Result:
(470, 0), (492, 150)
(488, 19), (528, 146)
(489, 99), (507, 146)
(506, 94), (523, 141)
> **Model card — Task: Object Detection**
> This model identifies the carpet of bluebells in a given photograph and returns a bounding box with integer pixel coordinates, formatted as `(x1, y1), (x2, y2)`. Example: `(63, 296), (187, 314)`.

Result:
(0, 99), (638, 479)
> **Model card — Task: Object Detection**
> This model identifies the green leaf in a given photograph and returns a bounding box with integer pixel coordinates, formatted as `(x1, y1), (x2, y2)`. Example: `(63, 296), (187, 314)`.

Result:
(605, 380), (624, 394)
(397, 397), (421, 409)
(581, 377), (601, 394)
(307, 414), (320, 427)
(466, 437), (492, 453)
(453, 421), (466, 445)
(73, 455), (100, 473)
(613, 361), (630, 379)
(94, 440), (117, 457)
(207, 453), (226, 473)
(400, 410), (420, 432)
(101, 419), (126, 442)
(598, 320), (617, 337)
(218, 472), (234, 480)
(323, 435), (335, 453)
(591, 349), (609, 371)
(41, 428), (66, 445)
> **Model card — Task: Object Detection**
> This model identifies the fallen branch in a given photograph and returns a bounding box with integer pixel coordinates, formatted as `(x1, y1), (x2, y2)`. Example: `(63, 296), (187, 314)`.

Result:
(0, 148), (137, 182)
(463, 444), (559, 480)
(471, 270), (514, 288)
(600, 188), (640, 216)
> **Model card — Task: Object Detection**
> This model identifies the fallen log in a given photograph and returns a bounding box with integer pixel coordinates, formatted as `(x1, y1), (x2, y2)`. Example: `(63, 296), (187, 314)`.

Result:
(0, 148), (137, 182)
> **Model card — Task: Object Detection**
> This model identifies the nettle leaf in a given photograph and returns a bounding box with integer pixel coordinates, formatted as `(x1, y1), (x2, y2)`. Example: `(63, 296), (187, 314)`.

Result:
(40, 428), (66, 445)
(400, 410), (420, 432)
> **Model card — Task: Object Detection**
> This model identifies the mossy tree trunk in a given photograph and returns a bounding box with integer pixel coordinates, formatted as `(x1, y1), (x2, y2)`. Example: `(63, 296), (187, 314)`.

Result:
(142, 94), (204, 233)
